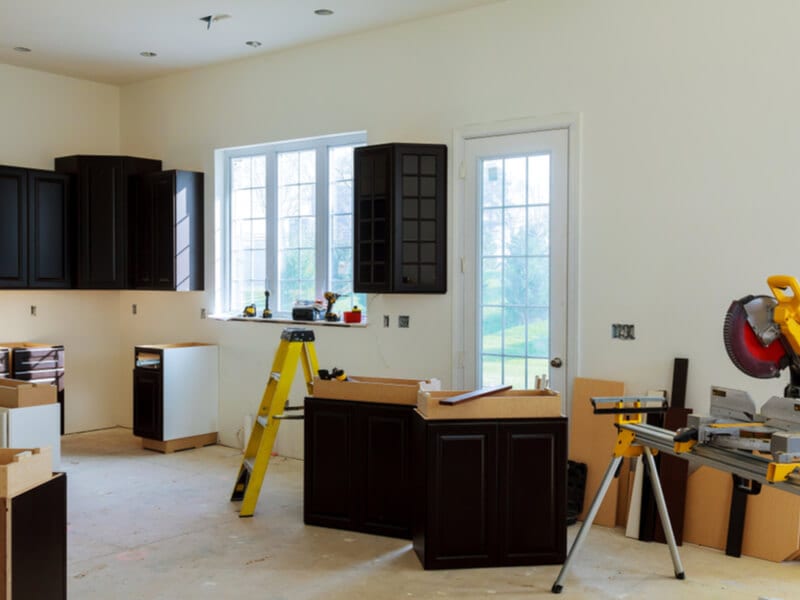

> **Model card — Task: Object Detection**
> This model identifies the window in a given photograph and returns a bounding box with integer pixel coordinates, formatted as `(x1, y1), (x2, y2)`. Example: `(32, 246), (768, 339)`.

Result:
(218, 132), (367, 317)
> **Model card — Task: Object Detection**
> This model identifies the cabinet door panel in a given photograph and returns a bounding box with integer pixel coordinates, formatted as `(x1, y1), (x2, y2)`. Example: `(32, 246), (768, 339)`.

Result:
(153, 173), (175, 288)
(131, 175), (155, 288)
(498, 420), (567, 564)
(81, 159), (124, 287)
(133, 368), (162, 440)
(0, 166), (27, 287)
(29, 171), (71, 288)
(426, 423), (497, 567)
(303, 399), (357, 528)
(361, 405), (412, 537)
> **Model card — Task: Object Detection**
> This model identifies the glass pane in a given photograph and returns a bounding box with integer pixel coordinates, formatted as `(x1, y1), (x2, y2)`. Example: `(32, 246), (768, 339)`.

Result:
(503, 257), (526, 306)
(299, 150), (316, 183)
(528, 205), (549, 255)
(504, 207), (526, 256)
(527, 308), (549, 357)
(278, 152), (299, 185)
(279, 186), (299, 217)
(504, 156), (526, 206)
(503, 307), (525, 357)
(232, 157), (251, 190)
(251, 188), (266, 219)
(528, 154), (550, 204)
(329, 146), (354, 181)
(279, 217), (298, 249)
(527, 257), (549, 307)
(331, 214), (352, 247)
(482, 159), (503, 208)
(481, 257), (502, 306)
(299, 216), (315, 247)
(527, 358), (549, 388)
(504, 357), (526, 389)
(232, 189), (251, 220)
(331, 181), (353, 215)
(482, 306), (502, 354)
(481, 355), (502, 387)
(482, 208), (503, 257)
(299, 183), (315, 215)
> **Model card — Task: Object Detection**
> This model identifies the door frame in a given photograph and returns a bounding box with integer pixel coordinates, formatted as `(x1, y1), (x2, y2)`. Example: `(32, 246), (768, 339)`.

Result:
(451, 114), (581, 413)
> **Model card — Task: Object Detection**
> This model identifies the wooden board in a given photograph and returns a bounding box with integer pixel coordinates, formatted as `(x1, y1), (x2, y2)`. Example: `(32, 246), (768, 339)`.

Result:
(683, 466), (732, 551)
(141, 432), (217, 453)
(569, 378), (625, 527)
(418, 389), (561, 420)
(741, 480), (800, 562)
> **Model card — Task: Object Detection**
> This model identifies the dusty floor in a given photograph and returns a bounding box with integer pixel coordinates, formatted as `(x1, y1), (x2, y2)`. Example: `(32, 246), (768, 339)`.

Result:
(63, 428), (799, 599)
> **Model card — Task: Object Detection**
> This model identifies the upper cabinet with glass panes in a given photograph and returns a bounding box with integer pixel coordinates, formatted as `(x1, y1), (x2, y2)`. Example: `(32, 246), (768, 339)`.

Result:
(353, 143), (447, 294)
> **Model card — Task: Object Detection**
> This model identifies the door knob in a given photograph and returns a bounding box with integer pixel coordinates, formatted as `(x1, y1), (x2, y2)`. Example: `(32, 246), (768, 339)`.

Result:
(550, 357), (563, 368)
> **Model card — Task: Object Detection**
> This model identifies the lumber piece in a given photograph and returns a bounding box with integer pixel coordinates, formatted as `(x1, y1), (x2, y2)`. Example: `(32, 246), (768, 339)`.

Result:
(438, 385), (512, 405)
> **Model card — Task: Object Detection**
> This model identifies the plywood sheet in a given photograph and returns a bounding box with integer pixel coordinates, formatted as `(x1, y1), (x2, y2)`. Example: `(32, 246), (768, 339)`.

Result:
(742, 483), (800, 562)
(683, 466), (731, 551)
(569, 377), (625, 527)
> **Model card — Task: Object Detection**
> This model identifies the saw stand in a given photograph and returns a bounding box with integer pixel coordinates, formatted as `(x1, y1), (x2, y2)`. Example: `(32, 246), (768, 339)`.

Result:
(552, 398), (685, 594)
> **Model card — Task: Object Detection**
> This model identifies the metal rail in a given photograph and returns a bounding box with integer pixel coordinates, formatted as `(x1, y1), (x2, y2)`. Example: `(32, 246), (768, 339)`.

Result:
(619, 422), (800, 495)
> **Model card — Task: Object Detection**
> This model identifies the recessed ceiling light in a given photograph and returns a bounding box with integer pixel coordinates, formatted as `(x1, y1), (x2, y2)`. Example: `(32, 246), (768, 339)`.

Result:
(246, 41), (262, 48)
(13, 46), (32, 53)
(140, 51), (157, 58)
(314, 9), (334, 16)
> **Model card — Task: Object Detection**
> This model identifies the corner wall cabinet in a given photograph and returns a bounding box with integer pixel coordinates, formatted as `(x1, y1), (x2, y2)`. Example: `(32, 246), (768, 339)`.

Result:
(412, 415), (567, 569)
(0, 166), (71, 289)
(133, 344), (218, 452)
(131, 170), (204, 290)
(304, 397), (414, 538)
(54, 155), (162, 289)
(353, 143), (447, 293)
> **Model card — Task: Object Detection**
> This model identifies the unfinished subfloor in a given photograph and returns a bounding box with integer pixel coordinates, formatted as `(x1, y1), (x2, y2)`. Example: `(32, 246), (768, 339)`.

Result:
(64, 428), (798, 599)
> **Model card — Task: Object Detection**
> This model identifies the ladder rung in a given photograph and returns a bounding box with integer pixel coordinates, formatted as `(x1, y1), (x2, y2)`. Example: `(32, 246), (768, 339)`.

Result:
(273, 414), (305, 420)
(283, 405), (304, 411)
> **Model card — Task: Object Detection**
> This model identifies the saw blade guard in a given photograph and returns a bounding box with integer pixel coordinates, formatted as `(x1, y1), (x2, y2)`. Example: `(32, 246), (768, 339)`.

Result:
(723, 295), (787, 378)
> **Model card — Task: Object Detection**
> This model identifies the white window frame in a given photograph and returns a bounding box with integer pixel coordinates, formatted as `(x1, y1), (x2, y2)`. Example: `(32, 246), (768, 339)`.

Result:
(217, 131), (366, 316)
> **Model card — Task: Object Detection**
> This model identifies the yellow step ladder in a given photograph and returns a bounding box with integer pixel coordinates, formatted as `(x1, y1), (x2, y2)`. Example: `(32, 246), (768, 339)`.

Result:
(231, 327), (319, 517)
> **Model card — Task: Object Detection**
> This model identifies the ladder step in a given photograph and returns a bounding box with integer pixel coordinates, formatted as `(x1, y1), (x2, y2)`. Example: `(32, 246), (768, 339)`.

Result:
(274, 414), (305, 420)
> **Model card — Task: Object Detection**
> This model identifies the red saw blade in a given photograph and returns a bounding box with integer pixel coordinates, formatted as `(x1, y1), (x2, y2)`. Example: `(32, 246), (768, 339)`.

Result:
(723, 297), (787, 378)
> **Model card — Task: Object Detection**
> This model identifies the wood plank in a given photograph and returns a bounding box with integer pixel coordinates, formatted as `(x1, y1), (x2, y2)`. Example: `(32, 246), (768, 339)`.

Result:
(683, 466), (730, 551)
(141, 432), (217, 453)
(569, 377), (625, 527)
(437, 385), (512, 405)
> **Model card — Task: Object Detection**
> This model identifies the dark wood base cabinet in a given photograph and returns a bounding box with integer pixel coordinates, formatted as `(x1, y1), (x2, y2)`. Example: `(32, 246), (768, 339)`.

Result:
(413, 415), (567, 570)
(1, 473), (67, 600)
(304, 397), (414, 539)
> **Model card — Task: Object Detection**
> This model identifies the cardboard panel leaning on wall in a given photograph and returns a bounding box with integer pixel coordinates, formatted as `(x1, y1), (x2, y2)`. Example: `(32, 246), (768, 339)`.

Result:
(569, 377), (626, 527)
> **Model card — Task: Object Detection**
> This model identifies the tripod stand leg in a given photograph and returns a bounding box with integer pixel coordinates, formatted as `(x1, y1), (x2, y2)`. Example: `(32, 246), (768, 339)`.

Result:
(552, 455), (623, 594)
(643, 446), (685, 579)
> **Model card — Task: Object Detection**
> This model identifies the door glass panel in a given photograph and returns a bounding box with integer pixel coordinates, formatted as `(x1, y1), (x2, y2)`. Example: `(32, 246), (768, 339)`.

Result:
(479, 153), (551, 388)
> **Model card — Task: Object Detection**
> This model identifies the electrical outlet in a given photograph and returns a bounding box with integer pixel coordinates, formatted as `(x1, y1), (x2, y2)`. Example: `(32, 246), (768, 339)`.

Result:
(398, 315), (410, 328)
(383, 315), (390, 328)
(30, 305), (36, 317)
(132, 304), (138, 315)
(200, 308), (207, 319)
(612, 323), (635, 340)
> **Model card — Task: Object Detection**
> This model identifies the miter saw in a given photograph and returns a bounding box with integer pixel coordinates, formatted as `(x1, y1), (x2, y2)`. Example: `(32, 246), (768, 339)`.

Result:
(678, 275), (800, 479)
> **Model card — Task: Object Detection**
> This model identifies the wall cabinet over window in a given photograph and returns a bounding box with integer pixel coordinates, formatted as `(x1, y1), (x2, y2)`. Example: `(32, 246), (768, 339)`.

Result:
(131, 170), (204, 291)
(54, 155), (162, 289)
(353, 143), (447, 294)
(0, 166), (72, 289)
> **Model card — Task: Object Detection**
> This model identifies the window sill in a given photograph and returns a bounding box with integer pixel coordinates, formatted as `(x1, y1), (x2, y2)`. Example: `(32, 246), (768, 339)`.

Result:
(209, 314), (368, 327)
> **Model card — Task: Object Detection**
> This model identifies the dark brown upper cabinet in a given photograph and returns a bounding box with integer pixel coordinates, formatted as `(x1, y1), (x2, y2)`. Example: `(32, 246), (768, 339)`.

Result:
(54, 155), (162, 289)
(131, 170), (204, 291)
(354, 143), (447, 293)
(0, 166), (72, 289)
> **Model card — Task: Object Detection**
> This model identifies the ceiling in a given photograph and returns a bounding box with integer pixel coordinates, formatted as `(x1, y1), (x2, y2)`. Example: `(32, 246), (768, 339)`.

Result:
(0, 0), (500, 85)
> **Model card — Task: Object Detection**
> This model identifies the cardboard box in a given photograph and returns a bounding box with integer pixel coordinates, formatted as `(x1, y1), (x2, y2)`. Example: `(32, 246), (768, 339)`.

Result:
(416, 388), (562, 420)
(0, 447), (52, 497)
(313, 376), (441, 406)
(0, 379), (57, 408)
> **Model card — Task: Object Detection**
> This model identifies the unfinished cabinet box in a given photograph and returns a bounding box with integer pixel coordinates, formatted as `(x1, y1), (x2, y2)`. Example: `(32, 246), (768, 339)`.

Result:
(54, 155), (162, 289)
(133, 344), (218, 452)
(0, 344), (65, 435)
(0, 472), (67, 600)
(353, 143), (447, 293)
(304, 397), (414, 538)
(131, 170), (204, 291)
(0, 166), (72, 289)
(413, 414), (567, 569)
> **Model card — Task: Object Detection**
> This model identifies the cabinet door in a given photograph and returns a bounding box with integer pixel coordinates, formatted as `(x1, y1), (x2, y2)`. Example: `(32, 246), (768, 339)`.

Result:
(359, 403), (413, 538)
(424, 421), (498, 569)
(152, 172), (176, 289)
(28, 170), (71, 288)
(130, 174), (155, 288)
(0, 166), (27, 288)
(353, 146), (392, 292)
(393, 145), (447, 293)
(10, 474), (67, 600)
(78, 157), (126, 288)
(133, 368), (162, 440)
(303, 398), (358, 530)
(497, 419), (567, 565)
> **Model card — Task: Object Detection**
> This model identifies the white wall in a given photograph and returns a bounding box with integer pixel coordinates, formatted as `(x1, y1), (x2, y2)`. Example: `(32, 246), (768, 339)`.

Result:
(0, 65), (121, 433)
(117, 0), (800, 454)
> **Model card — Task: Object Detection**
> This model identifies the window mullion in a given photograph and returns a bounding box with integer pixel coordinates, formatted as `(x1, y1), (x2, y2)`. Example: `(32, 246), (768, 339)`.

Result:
(266, 150), (278, 311)
(316, 142), (329, 299)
